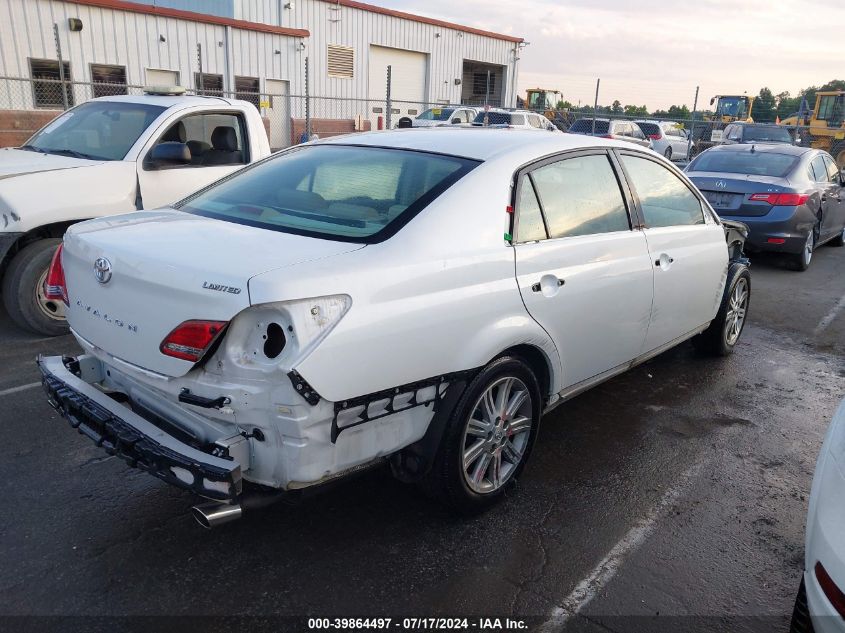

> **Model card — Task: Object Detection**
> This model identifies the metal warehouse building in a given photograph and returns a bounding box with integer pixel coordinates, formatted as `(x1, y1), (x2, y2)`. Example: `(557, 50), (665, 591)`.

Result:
(0, 0), (524, 147)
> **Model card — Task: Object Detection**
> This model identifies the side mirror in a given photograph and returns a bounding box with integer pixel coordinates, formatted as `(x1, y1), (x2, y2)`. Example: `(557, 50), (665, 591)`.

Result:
(148, 142), (191, 168)
(451, 117), (462, 124)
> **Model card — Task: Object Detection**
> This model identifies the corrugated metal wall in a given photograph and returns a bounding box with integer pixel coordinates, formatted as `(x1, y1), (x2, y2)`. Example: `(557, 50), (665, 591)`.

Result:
(0, 0), (520, 108)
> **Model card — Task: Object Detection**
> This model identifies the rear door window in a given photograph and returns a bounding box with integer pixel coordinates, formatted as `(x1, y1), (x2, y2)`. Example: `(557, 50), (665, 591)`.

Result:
(620, 154), (704, 227)
(823, 155), (840, 183)
(529, 154), (631, 239)
(810, 155), (829, 183)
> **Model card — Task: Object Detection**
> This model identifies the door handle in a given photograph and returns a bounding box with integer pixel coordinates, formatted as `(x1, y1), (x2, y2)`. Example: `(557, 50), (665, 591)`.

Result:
(655, 255), (674, 267)
(531, 278), (565, 292)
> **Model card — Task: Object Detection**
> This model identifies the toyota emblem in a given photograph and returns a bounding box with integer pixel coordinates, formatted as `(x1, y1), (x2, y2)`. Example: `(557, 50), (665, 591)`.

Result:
(93, 257), (112, 284)
(716, 180), (727, 189)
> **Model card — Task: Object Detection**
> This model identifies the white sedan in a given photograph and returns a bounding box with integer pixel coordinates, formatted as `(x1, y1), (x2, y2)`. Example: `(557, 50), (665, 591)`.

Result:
(38, 128), (751, 527)
(791, 399), (845, 633)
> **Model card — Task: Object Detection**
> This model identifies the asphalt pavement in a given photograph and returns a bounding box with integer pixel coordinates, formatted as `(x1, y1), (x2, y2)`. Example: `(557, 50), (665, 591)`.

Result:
(1, 245), (844, 633)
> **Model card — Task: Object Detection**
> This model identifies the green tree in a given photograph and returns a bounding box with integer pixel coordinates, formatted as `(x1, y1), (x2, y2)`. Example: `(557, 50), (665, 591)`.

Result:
(611, 100), (623, 114)
(755, 87), (776, 122)
(623, 104), (649, 117)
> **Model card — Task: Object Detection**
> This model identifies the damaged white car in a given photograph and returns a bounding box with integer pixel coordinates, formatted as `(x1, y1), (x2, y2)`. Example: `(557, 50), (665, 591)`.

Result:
(38, 129), (750, 527)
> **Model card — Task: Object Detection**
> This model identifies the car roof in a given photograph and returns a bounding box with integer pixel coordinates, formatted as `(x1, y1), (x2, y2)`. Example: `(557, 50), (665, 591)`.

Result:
(703, 143), (811, 156)
(89, 93), (247, 110)
(316, 127), (648, 162)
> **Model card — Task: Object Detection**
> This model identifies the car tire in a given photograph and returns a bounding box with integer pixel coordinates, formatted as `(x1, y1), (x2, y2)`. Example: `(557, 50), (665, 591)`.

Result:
(419, 355), (542, 513)
(830, 226), (845, 247)
(693, 262), (750, 357)
(1, 238), (68, 336)
(789, 578), (815, 633)
(664, 146), (672, 160)
(792, 232), (815, 271)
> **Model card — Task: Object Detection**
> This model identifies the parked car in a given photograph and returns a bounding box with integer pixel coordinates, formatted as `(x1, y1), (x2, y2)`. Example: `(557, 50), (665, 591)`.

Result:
(721, 122), (795, 145)
(471, 109), (558, 131)
(0, 89), (271, 336)
(39, 129), (749, 527)
(634, 120), (690, 160)
(686, 144), (845, 270)
(568, 118), (652, 148)
(398, 106), (478, 128)
(790, 398), (845, 633)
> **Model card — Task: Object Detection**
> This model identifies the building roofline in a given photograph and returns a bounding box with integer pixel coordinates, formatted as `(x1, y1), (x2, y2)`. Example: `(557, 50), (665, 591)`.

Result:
(63, 0), (310, 38)
(325, 0), (524, 43)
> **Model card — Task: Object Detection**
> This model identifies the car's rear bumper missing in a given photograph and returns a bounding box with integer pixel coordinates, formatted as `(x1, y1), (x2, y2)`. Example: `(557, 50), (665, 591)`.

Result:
(38, 354), (242, 502)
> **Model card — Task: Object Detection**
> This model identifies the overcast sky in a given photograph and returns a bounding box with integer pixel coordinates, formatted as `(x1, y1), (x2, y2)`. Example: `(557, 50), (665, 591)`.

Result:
(382, 0), (845, 110)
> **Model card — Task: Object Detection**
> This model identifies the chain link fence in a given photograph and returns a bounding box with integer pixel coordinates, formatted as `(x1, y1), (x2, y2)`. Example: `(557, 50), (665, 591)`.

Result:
(1, 74), (841, 166)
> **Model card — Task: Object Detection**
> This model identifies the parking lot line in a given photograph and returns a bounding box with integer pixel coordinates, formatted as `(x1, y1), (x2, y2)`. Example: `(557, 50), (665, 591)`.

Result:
(0, 382), (41, 397)
(540, 459), (706, 631)
(814, 293), (845, 336)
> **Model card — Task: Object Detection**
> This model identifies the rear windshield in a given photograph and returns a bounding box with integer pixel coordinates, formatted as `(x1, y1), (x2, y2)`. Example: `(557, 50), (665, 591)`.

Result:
(741, 126), (793, 143)
(635, 122), (660, 136)
(569, 119), (610, 135)
(687, 150), (798, 177)
(179, 145), (478, 242)
(472, 112), (524, 126)
(417, 108), (454, 121)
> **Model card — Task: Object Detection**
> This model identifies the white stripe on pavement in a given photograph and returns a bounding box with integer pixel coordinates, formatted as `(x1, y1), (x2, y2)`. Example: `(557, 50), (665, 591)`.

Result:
(0, 382), (41, 397)
(540, 459), (706, 632)
(814, 294), (845, 336)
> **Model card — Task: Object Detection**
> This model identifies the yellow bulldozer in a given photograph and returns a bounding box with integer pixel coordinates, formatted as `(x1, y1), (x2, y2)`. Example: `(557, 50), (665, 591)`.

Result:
(690, 95), (756, 157)
(523, 88), (575, 130)
(779, 91), (845, 167)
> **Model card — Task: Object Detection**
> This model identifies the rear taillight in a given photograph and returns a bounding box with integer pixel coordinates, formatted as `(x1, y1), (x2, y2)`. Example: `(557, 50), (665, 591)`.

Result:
(648, 134), (661, 140)
(749, 193), (810, 206)
(816, 561), (845, 618)
(600, 134), (613, 139)
(160, 320), (228, 362)
(43, 244), (69, 306)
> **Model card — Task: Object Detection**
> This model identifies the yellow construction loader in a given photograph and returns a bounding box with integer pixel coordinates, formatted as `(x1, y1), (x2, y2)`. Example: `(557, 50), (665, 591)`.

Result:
(690, 95), (756, 157)
(523, 88), (575, 130)
(780, 91), (845, 166)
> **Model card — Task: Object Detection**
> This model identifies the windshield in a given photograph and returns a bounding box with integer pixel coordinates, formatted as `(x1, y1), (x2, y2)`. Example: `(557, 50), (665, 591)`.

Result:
(687, 151), (798, 178)
(715, 97), (747, 118)
(472, 112), (524, 126)
(416, 108), (455, 121)
(179, 145), (478, 242)
(569, 119), (610, 135)
(23, 101), (165, 161)
(742, 126), (793, 143)
(635, 122), (660, 136)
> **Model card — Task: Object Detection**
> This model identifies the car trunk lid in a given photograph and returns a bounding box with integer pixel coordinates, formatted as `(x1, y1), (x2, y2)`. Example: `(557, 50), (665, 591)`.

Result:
(63, 210), (363, 377)
(688, 173), (792, 217)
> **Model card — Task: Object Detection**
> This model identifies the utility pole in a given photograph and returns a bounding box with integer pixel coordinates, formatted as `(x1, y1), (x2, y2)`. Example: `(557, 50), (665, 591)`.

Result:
(591, 78), (600, 135)
(688, 85), (699, 159)
(53, 23), (68, 109)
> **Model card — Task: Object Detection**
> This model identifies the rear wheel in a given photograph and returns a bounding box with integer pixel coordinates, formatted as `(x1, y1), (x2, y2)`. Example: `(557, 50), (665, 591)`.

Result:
(663, 146), (672, 160)
(420, 356), (541, 512)
(789, 578), (815, 633)
(693, 263), (750, 356)
(792, 232), (814, 271)
(1, 238), (68, 336)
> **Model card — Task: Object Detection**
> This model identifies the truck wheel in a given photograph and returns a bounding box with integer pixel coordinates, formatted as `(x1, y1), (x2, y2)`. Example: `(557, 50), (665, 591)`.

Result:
(832, 141), (845, 169)
(419, 356), (541, 512)
(693, 263), (750, 357)
(2, 238), (68, 336)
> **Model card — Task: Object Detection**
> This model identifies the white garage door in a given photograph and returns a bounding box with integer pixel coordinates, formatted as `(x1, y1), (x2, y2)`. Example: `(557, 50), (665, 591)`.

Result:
(368, 45), (427, 129)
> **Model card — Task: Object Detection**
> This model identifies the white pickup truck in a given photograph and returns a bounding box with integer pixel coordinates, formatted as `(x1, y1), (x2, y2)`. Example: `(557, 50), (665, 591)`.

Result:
(0, 89), (271, 335)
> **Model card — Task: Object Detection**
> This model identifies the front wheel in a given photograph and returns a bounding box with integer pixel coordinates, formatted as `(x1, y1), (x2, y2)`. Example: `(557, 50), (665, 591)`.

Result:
(1, 238), (68, 336)
(420, 356), (541, 512)
(693, 263), (750, 356)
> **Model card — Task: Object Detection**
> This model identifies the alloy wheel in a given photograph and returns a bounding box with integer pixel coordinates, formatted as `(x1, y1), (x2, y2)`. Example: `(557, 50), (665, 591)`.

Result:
(461, 376), (533, 494)
(724, 277), (748, 346)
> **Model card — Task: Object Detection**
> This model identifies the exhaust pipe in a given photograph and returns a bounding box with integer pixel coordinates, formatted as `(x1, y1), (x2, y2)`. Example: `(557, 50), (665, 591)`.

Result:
(191, 491), (289, 528)
(191, 502), (242, 529)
